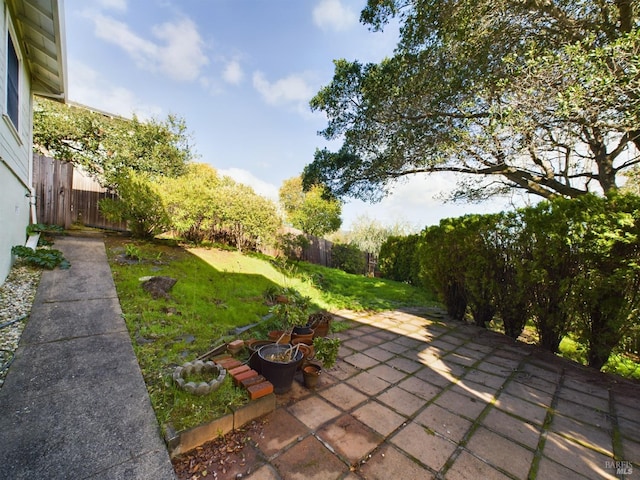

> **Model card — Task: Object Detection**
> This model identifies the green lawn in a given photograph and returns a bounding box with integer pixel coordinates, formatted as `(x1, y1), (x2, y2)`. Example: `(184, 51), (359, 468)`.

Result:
(105, 235), (437, 430)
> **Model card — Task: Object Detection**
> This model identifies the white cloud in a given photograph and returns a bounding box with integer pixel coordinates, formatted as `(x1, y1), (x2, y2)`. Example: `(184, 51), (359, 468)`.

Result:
(87, 13), (208, 82)
(223, 60), (244, 85)
(67, 60), (162, 120)
(313, 0), (358, 32)
(95, 0), (127, 11)
(218, 167), (279, 201)
(252, 71), (314, 111)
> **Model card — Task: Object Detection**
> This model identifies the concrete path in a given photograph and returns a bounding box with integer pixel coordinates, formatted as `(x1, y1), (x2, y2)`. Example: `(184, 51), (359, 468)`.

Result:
(0, 235), (176, 479)
(243, 309), (640, 480)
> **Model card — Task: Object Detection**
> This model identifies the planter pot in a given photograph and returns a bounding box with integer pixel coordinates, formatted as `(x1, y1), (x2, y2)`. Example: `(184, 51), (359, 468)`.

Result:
(258, 344), (303, 394)
(302, 363), (321, 389)
(293, 343), (314, 369)
(246, 339), (273, 374)
(268, 330), (291, 344)
(308, 313), (332, 338)
(291, 326), (314, 345)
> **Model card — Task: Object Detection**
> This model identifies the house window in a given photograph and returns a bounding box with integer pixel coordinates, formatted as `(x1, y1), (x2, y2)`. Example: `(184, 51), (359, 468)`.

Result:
(6, 32), (18, 129)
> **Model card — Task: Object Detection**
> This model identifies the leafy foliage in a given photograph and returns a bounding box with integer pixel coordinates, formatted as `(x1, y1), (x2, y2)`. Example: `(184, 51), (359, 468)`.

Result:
(331, 243), (366, 275)
(279, 176), (342, 237)
(99, 169), (170, 239)
(11, 245), (69, 270)
(304, 1), (640, 203)
(33, 97), (192, 186)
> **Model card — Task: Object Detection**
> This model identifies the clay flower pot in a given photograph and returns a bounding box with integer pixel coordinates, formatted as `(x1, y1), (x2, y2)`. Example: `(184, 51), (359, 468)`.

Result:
(268, 330), (291, 344)
(291, 325), (314, 345)
(302, 363), (321, 389)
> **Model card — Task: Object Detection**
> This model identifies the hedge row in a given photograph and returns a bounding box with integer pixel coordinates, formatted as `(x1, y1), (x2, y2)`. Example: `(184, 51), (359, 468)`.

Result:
(379, 193), (640, 370)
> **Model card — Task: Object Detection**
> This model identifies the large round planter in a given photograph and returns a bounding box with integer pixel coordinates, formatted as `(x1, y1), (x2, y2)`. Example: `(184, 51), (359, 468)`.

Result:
(258, 344), (303, 394)
(246, 339), (273, 374)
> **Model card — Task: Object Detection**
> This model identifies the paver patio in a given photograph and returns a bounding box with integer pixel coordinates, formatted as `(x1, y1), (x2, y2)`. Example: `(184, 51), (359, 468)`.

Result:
(245, 307), (640, 480)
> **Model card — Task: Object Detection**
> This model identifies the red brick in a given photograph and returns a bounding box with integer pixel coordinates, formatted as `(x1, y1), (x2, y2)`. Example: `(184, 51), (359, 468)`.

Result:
(240, 374), (267, 389)
(228, 339), (244, 349)
(247, 381), (273, 400)
(217, 358), (243, 370)
(212, 354), (232, 362)
(233, 369), (258, 386)
(228, 364), (250, 377)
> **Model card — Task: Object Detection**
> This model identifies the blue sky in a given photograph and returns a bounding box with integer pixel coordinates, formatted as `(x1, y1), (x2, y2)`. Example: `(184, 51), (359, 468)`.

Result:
(63, 0), (514, 230)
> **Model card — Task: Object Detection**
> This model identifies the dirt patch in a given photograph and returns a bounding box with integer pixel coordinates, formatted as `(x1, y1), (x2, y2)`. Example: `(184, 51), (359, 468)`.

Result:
(172, 420), (266, 480)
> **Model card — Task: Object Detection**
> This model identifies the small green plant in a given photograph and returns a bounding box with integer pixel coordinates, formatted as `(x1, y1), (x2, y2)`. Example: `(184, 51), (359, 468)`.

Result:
(269, 288), (311, 330)
(11, 245), (70, 270)
(26, 223), (64, 236)
(313, 337), (341, 369)
(125, 244), (142, 261)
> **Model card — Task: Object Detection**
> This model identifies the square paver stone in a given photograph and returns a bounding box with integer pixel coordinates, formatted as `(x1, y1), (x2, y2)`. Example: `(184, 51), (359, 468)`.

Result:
(397, 376), (441, 401)
(288, 396), (341, 430)
(379, 341), (411, 355)
(503, 380), (554, 408)
(377, 386), (426, 417)
(481, 408), (541, 450)
(390, 421), (457, 472)
(316, 414), (383, 464)
(352, 401), (406, 437)
(257, 408), (310, 456)
(359, 443), (435, 480)
(444, 451), (512, 480)
(493, 392), (549, 426)
(319, 383), (368, 411)
(466, 426), (534, 479)
(346, 371), (391, 396)
(542, 432), (618, 479)
(434, 389), (489, 420)
(387, 356), (423, 374)
(344, 352), (379, 370)
(362, 346), (395, 362)
(368, 364), (407, 384)
(549, 413), (614, 456)
(328, 360), (360, 381)
(414, 403), (473, 443)
(272, 435), (348, 480)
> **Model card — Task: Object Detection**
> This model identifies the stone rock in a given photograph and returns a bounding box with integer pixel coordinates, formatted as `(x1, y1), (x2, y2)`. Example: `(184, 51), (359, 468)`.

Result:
(142, 276), (177, 299)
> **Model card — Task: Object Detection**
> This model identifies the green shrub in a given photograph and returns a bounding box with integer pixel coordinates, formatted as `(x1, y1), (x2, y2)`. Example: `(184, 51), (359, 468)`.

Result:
(99, 169), (169, 239)
(331, 243), (366, 274)
(11, 245), (69, 269)
(378, 234), (421, 285)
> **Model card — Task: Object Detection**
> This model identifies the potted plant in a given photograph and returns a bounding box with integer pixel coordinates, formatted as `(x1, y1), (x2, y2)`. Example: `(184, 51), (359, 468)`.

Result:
(302, 337), (341, 389)
(268, 289), (312, 344)
(258, 343), (304, 393)
(307, 310), (333, 338)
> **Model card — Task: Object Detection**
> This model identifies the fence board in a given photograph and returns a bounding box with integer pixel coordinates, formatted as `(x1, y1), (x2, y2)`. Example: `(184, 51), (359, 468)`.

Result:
(32, 154), (72, 227)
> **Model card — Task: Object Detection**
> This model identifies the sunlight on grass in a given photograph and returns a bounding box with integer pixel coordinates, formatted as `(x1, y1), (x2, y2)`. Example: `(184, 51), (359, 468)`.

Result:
(106, 235), (437, 432)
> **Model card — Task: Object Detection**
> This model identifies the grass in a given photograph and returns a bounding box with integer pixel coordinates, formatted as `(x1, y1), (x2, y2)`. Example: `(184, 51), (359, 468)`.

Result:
(104, 234), (437, 431)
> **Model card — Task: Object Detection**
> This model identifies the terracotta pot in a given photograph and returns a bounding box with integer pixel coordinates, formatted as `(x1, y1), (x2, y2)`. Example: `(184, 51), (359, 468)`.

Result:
(268, 330), (291, 344)
(302, 363), (321, 389)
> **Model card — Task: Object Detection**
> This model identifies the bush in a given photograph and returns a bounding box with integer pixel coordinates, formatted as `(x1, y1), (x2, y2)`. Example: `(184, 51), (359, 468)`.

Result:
(331, 243), (366, 274)
(378, 234), (421, 285)
(99, 170), (169, 239)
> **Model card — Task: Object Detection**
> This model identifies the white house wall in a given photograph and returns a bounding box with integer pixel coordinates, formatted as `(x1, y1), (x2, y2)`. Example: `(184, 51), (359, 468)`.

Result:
(0, 0), (35, 283)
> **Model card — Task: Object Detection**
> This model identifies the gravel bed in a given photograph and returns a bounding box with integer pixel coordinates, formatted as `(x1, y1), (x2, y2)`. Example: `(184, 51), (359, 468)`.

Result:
(0, 261), (41, 387)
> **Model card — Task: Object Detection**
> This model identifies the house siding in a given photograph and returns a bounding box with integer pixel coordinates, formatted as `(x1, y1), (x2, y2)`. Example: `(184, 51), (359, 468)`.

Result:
(0, 1), (35, 283)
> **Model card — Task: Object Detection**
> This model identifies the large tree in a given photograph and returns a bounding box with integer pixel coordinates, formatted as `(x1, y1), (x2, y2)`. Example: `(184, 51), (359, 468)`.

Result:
(304, 0), (640, 203)
(33, 97), (193, 186)
(279, 176), (342, 237)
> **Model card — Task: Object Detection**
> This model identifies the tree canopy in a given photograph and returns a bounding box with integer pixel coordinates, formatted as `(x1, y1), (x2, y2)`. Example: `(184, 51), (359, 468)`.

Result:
(33, 97), (193, 186)
(279, 176), (342, 237)
(304, 0), (640, 203)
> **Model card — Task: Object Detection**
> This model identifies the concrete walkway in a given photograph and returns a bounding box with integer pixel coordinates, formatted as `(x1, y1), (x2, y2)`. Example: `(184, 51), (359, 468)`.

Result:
(0, 235), (176, 479)
(241, 309), (640, 480)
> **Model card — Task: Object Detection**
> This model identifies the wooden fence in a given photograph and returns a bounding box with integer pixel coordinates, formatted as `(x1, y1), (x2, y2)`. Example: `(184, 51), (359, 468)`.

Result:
(32, 154), (73, 228)
(33, 154), (127, 231)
